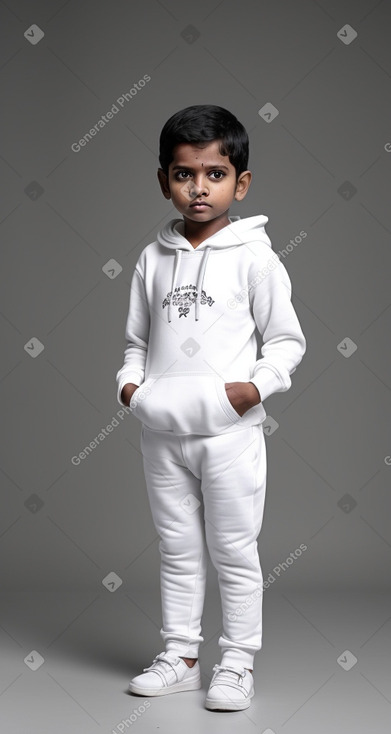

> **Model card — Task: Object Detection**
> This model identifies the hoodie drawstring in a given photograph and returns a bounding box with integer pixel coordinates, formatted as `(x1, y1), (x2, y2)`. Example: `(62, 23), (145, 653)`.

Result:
(167, 246), (211, 323)
(195, 246), (211, 321)
(167, 248), (182, 323)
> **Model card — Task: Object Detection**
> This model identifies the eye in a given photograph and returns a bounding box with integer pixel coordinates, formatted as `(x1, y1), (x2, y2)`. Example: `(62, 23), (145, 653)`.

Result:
(210, 171), (225, 179)
(175, 171), (191, 180)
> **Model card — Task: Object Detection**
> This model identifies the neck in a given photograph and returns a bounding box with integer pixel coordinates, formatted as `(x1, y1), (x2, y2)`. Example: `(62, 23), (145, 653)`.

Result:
(183, 213), (231, 248)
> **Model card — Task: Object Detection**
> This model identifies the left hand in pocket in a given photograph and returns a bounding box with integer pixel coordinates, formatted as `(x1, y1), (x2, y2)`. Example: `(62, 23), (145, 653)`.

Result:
(224, 381), (261, 417)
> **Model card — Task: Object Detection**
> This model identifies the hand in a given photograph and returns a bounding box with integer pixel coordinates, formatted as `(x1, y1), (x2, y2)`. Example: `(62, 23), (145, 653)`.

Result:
(224, 381), (261, 417)
(121, 383), (139, 407)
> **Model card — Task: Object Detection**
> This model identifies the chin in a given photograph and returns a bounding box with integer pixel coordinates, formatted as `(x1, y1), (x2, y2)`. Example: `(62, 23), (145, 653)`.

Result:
(186, 211), (215, 221)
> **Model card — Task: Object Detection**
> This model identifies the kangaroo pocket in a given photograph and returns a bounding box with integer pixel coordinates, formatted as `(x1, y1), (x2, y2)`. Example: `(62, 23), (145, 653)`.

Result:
(129, 372), (265, 435)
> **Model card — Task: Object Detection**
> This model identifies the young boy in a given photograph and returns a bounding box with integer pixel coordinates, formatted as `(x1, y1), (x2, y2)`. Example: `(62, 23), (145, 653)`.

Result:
(116, 105), (306, 711)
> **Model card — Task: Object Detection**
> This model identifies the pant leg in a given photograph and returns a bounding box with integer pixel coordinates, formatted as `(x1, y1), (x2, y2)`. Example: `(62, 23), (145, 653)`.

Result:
(182, 424), (267, 670)
(140, 425), (208, 658)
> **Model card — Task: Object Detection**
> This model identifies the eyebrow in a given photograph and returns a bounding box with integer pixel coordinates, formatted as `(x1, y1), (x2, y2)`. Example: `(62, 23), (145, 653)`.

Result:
(171, 164), (230, 171)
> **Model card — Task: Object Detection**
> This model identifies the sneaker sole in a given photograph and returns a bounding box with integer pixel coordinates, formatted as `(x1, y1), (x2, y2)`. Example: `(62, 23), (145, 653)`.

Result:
(205, 688), (254, 711)
(129, 677), (202, 697)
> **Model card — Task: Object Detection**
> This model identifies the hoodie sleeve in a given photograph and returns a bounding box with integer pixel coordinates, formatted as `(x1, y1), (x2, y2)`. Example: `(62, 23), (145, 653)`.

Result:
(115, 266), (150, 407)
(248, 256), (306, 403)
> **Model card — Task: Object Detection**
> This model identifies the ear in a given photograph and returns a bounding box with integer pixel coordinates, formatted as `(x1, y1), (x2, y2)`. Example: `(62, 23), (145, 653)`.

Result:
(157, 168), (171, 200)
(234, 170), (252, 201)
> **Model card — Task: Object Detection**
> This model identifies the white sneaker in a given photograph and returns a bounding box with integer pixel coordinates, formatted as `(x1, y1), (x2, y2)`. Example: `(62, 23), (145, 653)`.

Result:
(129, 651), (201, 697)
(205, 664), (255, 711)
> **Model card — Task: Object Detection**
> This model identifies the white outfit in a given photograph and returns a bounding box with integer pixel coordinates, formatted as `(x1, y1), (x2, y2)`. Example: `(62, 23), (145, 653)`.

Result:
(116, 214), (306, 669)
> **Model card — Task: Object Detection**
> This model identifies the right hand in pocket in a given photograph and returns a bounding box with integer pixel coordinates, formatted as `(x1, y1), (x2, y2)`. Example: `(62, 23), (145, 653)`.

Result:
(121, 383), (139, 407)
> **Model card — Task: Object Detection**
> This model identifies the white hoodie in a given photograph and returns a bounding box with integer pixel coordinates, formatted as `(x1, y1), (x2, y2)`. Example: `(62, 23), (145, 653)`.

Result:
(116, 214), (306, 436)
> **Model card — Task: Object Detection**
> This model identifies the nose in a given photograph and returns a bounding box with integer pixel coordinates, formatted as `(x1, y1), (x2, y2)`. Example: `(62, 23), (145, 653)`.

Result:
(187, 175), (209, 200)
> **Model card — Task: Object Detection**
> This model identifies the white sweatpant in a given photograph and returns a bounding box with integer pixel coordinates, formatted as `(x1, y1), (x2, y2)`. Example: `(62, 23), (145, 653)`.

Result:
(139, 422), (267, 670)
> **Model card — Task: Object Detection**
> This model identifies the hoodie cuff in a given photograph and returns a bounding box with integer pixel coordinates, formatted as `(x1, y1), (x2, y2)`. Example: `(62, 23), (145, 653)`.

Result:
(116, 374), (143, 407)
(250, 367), (287, 404)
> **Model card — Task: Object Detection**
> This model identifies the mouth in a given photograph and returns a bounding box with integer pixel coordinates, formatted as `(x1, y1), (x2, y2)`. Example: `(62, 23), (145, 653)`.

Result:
(190, 201), (211, 209)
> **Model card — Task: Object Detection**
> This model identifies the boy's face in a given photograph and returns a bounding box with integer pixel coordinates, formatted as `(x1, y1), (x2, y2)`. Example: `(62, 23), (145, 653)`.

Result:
(157, 140), (251, 228)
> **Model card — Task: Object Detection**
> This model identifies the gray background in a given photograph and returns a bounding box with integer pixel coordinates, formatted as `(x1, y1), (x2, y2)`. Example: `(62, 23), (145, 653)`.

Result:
(0, 0), (390, 732)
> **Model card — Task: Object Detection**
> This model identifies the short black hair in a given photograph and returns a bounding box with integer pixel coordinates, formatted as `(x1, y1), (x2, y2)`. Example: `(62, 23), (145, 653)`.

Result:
(158, 105), (249, 180)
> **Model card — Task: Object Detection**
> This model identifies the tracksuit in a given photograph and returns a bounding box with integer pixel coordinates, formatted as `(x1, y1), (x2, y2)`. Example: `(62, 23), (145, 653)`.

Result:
(116, 214), (306, 669)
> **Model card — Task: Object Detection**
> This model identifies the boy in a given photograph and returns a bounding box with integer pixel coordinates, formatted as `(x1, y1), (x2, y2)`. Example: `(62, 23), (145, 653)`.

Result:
(116, 105), (306, 711)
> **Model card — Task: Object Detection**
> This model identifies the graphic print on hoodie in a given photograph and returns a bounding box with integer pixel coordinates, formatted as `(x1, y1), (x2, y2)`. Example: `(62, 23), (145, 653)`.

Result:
(116, 215), (306, 436)
(162, 283), (215, 320)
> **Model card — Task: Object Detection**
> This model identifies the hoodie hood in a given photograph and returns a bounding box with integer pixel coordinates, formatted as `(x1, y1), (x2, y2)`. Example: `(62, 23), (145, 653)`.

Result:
(157, 214), (272, 322)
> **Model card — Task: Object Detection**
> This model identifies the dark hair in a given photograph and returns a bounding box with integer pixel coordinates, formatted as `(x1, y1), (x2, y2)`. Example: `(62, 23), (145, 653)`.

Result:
(158, 105), (249, 180)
